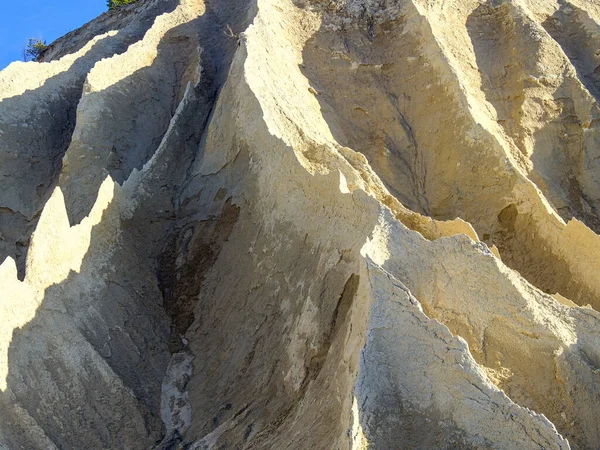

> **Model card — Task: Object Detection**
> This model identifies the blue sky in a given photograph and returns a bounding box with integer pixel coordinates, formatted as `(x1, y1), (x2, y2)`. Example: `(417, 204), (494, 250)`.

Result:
(0, 1), (106, 70)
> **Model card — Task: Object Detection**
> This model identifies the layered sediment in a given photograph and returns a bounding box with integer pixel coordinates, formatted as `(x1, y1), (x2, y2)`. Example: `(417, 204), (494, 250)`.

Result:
(1, 0), (600, 448)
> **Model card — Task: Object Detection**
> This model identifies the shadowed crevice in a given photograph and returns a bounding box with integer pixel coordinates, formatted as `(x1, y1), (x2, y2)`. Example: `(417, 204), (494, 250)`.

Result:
(0, 0), (182, 279)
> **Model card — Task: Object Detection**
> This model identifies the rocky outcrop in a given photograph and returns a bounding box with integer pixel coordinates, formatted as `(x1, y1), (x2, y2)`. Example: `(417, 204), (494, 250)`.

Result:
(1, 0), (600, 448)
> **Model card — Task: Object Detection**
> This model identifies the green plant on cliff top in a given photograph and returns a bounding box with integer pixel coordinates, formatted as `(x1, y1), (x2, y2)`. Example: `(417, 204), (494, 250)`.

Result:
(107, 0), (137, 10)
(23, 38), (47, 62)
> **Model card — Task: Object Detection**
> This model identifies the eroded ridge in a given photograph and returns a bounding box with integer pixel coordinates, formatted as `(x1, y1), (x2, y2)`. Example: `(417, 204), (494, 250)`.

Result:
(1, 0), (600, 449)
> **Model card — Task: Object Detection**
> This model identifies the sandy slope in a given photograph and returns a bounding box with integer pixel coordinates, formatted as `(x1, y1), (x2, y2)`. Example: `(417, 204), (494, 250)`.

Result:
(1, 0), (600, 448)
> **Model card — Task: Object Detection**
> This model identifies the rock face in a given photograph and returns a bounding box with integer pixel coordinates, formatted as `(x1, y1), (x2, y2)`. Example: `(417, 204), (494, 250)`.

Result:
(1, 0), (600, 448)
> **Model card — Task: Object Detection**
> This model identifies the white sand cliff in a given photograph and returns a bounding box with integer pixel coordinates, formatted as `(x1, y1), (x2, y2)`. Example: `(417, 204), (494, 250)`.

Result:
(1, 0), (600, 448)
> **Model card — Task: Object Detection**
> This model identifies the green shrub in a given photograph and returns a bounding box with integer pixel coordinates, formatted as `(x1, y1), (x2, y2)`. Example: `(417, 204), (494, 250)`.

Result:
(23, 38), (47, 62)
(107, 0), (137, 9)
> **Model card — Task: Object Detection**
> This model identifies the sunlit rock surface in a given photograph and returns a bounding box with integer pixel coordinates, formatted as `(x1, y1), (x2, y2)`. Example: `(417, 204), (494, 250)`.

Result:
(1, 0), (600, 448)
